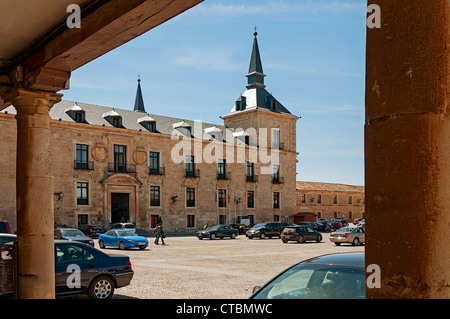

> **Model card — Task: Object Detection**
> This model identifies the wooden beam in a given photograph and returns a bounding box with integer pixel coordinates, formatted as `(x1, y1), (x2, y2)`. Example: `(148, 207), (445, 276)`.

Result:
(24, 0), (203, 74)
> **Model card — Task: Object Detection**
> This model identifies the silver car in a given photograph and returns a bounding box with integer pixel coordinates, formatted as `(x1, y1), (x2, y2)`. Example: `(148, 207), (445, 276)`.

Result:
(329, 226), (365, 246)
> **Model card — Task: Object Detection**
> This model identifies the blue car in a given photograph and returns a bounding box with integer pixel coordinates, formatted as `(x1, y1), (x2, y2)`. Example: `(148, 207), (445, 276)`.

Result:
(98, 229), (148, 250)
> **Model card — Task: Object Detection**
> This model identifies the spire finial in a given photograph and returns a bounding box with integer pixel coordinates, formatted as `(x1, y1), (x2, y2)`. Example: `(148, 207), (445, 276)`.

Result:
(137, 74), (141, 83)
(254, 25), (257, 37)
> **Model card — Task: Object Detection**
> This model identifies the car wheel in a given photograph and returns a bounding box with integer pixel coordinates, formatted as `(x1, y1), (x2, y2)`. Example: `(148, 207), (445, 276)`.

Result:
(198, 237), (203, 240)
(317, 235), (322, 242)
(297, 235), (304, 243)
(282, 239), (288, 244)
(99, 240), (105, 249)
(88, 275), (115, 299)
(260, 233), (265, 239)
(352, 238), (360, 246)
(210, 234), (216, 240)
(231, 233), (236, 239)
(119, 241), (126, 250)
(334, 242), (341, 246)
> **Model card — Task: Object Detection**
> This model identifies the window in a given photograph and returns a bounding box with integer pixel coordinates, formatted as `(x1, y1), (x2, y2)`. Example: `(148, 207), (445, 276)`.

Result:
(246, 162), (254, 181)
(186, 188), (195, 207)
(75, 144), (89, 169)
(185, 155), (195, 177)
(272, 129), (280, 148)
(218, 189), (227, 208)
(77, 214), (88, 226)
(274, 215), (280, 222)
(217, 159), (226, 179)
(77, 182), (88, 205)
(301, 194), (306, 203)
(150, 186), (160, 206)
(273, 192), (280, 209)
(187, 215), (195, 228)
(151, 215), (160, 228)
(219, 215), (226, 224)
(318, 195), (322, 204)
(247, 190), (255, 208)
(56, 244), (95, 264)
(74, 111), (85, 123)
(273, 165), (280, 183)
(142, 121), (156, 132)
(114, 145), (126, 172)
(349, 196), (353, 204)
(334, 195), (338, 204)
(149, 152), (160, 174)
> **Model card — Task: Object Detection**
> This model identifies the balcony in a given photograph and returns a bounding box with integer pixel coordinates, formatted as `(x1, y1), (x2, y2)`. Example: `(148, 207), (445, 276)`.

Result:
(148, 166), (165, 175)
(272, 176), (285, 184)
(217, 172), (231, 180)
(107, 163), (136, 173)
(246, 174), (259, 182)
(185, 169), (200, 178)
(74, 160), (94, 170)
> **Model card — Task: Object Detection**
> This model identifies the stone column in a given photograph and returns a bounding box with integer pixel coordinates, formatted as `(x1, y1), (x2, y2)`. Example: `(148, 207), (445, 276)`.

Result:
(365, 1), (450, 298)
(6, 88), (62, 298)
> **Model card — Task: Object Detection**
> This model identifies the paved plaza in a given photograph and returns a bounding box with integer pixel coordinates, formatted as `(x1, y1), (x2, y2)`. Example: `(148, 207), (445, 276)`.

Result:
(89, 234), (365, 299)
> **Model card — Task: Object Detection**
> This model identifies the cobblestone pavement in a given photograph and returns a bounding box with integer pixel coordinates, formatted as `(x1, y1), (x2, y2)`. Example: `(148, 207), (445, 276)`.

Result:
(89, 233), (364, 299)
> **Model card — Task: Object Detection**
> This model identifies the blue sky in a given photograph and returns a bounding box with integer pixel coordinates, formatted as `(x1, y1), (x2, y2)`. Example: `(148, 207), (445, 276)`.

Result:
(63, 0), (367, 186)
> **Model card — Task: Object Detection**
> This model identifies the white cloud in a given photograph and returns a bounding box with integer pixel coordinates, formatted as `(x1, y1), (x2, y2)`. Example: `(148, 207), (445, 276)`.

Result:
(172, 46), (245, 72)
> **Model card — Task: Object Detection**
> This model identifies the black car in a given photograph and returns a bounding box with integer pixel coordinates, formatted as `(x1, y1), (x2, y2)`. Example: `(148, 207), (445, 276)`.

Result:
(78, 225), (105, 238)
(229, 223), (249, 234)
(55, 240), (134, 299)
(55, 228), (95, 247)
(250, 252), (365, 299)
(197, 224), (238, 240)
(281, 226), (322, 243)
(246, 222), (290, 239)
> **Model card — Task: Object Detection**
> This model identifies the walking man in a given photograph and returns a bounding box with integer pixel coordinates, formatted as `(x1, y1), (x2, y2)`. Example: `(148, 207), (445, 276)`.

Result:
(153, 223), (165, 245)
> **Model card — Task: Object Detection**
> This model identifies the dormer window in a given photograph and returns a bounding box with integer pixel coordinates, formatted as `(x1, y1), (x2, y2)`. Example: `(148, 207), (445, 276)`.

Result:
(235, 96), (246, 111)
(102, 110), (122, 128)
(65, 103), (86, 123)
(205, 126), (223, 141)
(173, 121), (191, 137)
(138, 115), (156, 132)
(271, 99), (277, 111)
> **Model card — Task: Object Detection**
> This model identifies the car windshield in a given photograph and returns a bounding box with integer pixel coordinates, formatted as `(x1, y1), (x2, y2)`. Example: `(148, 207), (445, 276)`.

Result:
(252, 224), (265, 229)
(61, 229), (86, 237)
(338, 227), (354, 232)
(124, 224), (135, 229)
(253, 264), (365, 299)
(117, 230), (137, 237)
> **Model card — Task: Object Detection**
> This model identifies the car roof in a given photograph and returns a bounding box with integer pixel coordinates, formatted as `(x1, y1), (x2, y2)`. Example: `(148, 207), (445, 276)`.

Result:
(0, 233), (16, 237)
(300, 252), (364, 268)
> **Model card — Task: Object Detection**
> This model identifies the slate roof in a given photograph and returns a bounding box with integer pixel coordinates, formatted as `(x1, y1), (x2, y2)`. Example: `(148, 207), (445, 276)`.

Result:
(223, 32), (294, 118)
(1, 100), (243, 143)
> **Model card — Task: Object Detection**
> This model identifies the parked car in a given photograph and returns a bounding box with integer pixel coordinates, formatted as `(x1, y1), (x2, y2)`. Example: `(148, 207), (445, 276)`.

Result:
(54, 228), (95, 247)
(246, 222), (290, 239)
(229, 223), (249, 234)
(1, 238), (133, 299)
(78, 225), (105, 238)
(250, 252), (365, 299)
(55, 240), (134, 299)
(281, 226), (322, 244)
(295, 221), (319, 231)
(197, 224), (238, 240)
(0, 233), (16, 245)
(108, 222), (136, 233)
(98, 229), (148, 250)
(0, 221), (12, 234)
(330, 226), (365, 246)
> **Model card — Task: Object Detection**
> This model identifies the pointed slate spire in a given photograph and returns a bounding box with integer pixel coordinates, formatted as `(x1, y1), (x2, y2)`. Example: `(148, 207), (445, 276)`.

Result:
(134, 76), (146, 112)
(246, 30), (266, 89)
